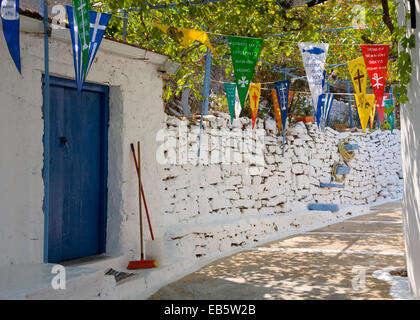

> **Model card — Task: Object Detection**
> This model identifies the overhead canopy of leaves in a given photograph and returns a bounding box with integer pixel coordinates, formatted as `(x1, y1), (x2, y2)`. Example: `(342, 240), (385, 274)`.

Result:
(92, 0), (413, 104)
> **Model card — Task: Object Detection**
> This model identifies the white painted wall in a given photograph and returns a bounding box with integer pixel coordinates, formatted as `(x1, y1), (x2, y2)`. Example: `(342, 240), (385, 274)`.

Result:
(398, 0), (420, 300)
(0, 16), (167, 266)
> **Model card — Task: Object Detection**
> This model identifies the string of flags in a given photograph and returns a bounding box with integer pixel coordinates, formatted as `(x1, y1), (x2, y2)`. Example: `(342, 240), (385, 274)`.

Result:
(220, 38), (392, 135)
(1, 2), (394, 134)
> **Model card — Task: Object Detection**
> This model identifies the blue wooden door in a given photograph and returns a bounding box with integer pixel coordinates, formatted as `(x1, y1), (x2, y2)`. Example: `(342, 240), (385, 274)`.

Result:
(45, 77), (108, 263)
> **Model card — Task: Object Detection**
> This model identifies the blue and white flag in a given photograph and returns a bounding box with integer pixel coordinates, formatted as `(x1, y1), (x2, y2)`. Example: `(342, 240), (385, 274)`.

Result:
(298, 42), (329, 115)
(1, 0), (21, 73)
(66, 6), (111, 92)
(274, 80), (290, 132)
(274, 80), (290, 157)
(316, 93), (334, 131)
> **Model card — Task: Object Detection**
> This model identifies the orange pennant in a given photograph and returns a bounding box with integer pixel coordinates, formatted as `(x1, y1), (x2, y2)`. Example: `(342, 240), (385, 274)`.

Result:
(249, 83), (261, 129)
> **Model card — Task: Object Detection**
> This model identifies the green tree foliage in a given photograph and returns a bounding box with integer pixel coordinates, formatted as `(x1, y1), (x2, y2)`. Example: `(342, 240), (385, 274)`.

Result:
(92, 0), (413, 105)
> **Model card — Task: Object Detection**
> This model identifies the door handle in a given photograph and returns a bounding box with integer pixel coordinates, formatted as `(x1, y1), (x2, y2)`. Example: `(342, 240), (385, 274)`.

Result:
(60, 137), (68, 145)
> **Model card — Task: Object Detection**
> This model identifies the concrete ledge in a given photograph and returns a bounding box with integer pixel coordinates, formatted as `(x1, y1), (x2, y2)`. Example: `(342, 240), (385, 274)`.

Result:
(0, 263), (105, 300)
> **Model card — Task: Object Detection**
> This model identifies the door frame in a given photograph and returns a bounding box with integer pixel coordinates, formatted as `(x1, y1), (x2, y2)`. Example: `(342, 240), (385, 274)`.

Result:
(42, 75), (109, 263)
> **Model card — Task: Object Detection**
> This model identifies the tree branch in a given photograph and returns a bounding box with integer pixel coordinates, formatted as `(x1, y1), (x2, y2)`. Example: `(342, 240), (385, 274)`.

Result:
(381, 0), (394, 34)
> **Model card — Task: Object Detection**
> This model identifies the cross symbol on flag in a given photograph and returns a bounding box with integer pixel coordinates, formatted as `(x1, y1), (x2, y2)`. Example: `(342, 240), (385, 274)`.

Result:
(238, 76), (249, 88)
(353, 69), (365, 92)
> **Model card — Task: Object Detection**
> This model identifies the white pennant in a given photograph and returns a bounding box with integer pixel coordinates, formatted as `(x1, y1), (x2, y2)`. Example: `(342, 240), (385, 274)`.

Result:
(298, 42), (329, 114)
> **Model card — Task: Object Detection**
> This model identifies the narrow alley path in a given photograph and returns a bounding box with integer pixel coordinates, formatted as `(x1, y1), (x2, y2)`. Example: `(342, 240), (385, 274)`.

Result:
(149, 201), (406, 300)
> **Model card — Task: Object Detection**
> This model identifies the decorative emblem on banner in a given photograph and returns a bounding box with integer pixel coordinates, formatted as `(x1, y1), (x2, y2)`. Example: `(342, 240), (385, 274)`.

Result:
(155, 24), (214, 52)
(72, 0), (91, 78)
(356, 94), (375, 133)
(1, 0), (21, 73)
(316, 93), (334, 131)
(224, 83), (237, 124)
(67, 6), (111, 92)
(298, 42), (329, 114)
(249, 83), (261, 129)
(228, 36), (263, 110)
(361, 45), (390, 124)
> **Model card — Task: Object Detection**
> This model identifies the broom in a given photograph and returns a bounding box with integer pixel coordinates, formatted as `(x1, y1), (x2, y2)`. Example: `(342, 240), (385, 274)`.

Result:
(127, 141), (157, 269)
(130, 143), (154, 240)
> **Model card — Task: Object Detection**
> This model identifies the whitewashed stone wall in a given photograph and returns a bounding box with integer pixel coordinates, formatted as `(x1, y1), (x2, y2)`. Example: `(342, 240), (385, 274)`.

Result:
(158, 112), (403, 262)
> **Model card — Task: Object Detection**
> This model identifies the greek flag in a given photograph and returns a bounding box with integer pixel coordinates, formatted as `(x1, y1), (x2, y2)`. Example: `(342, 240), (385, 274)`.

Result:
(66, 6), (111, 92)
(316, 93), (334, 131)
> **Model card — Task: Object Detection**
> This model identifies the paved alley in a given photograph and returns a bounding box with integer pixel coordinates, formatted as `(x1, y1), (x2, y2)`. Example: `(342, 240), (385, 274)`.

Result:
(149, 201), (406, 300)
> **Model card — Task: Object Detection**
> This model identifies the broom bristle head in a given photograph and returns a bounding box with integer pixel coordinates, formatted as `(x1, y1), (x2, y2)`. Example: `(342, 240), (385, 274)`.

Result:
(127, 259), (158, 270)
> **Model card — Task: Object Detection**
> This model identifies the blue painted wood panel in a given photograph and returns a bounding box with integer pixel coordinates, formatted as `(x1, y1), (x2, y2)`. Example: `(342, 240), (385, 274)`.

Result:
(45, 76), (108, 263)
(344, 144), (359, 151)
(319, 182), (345, 188)
(335, 166), (351, 175)
(308, 203), (339, 212)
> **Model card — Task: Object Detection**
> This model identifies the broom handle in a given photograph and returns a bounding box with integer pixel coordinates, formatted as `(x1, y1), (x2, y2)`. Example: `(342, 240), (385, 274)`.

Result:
(130, 144), (154, 240)
(138, 141), (144, 259)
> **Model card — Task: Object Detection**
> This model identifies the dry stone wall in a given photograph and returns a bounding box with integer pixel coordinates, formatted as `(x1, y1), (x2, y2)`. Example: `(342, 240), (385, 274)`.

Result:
(157, 112), (403, 262)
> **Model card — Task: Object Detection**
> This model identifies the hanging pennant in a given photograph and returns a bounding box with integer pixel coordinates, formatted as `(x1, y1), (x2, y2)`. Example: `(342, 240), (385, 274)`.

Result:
(356, 94), (375, 133)
(316, 93), (334, 131)
(384, 98), (394, 132)
(155, 24), (214, 52)
(1, 0), (21, 73)
(249, 83), (261, 129)
(360, 45), (390, 124)
(298, 42), (329, 114)
(86, 11), (112, 75)
(67, 6), (111, 92)
(274, 80), (290, 131)
(272, 89), (282, 131)
(348, 56), (368, 123)
(224, 83), (237, 124)
(234, 87), (242, 119)
(228, 36), (263, 110)
(272, 89), (293, 132)
(288, 91), (294, 106)
(369, 96), (376, 129)
(72, 0), (91, 79)
(348, 57), (368, 96)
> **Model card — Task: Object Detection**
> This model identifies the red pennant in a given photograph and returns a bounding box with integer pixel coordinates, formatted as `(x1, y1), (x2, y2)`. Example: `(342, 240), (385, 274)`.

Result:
(360, 45), (389, 124)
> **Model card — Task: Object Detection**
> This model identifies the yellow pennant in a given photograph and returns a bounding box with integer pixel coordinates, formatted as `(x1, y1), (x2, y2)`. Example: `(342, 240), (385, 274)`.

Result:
(348, 57), (368, 127)
(249, 83), (261, 129)
(155, 24), (214, 52)
(348, 57), (368, 97)
(356, 94), (375, 133)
